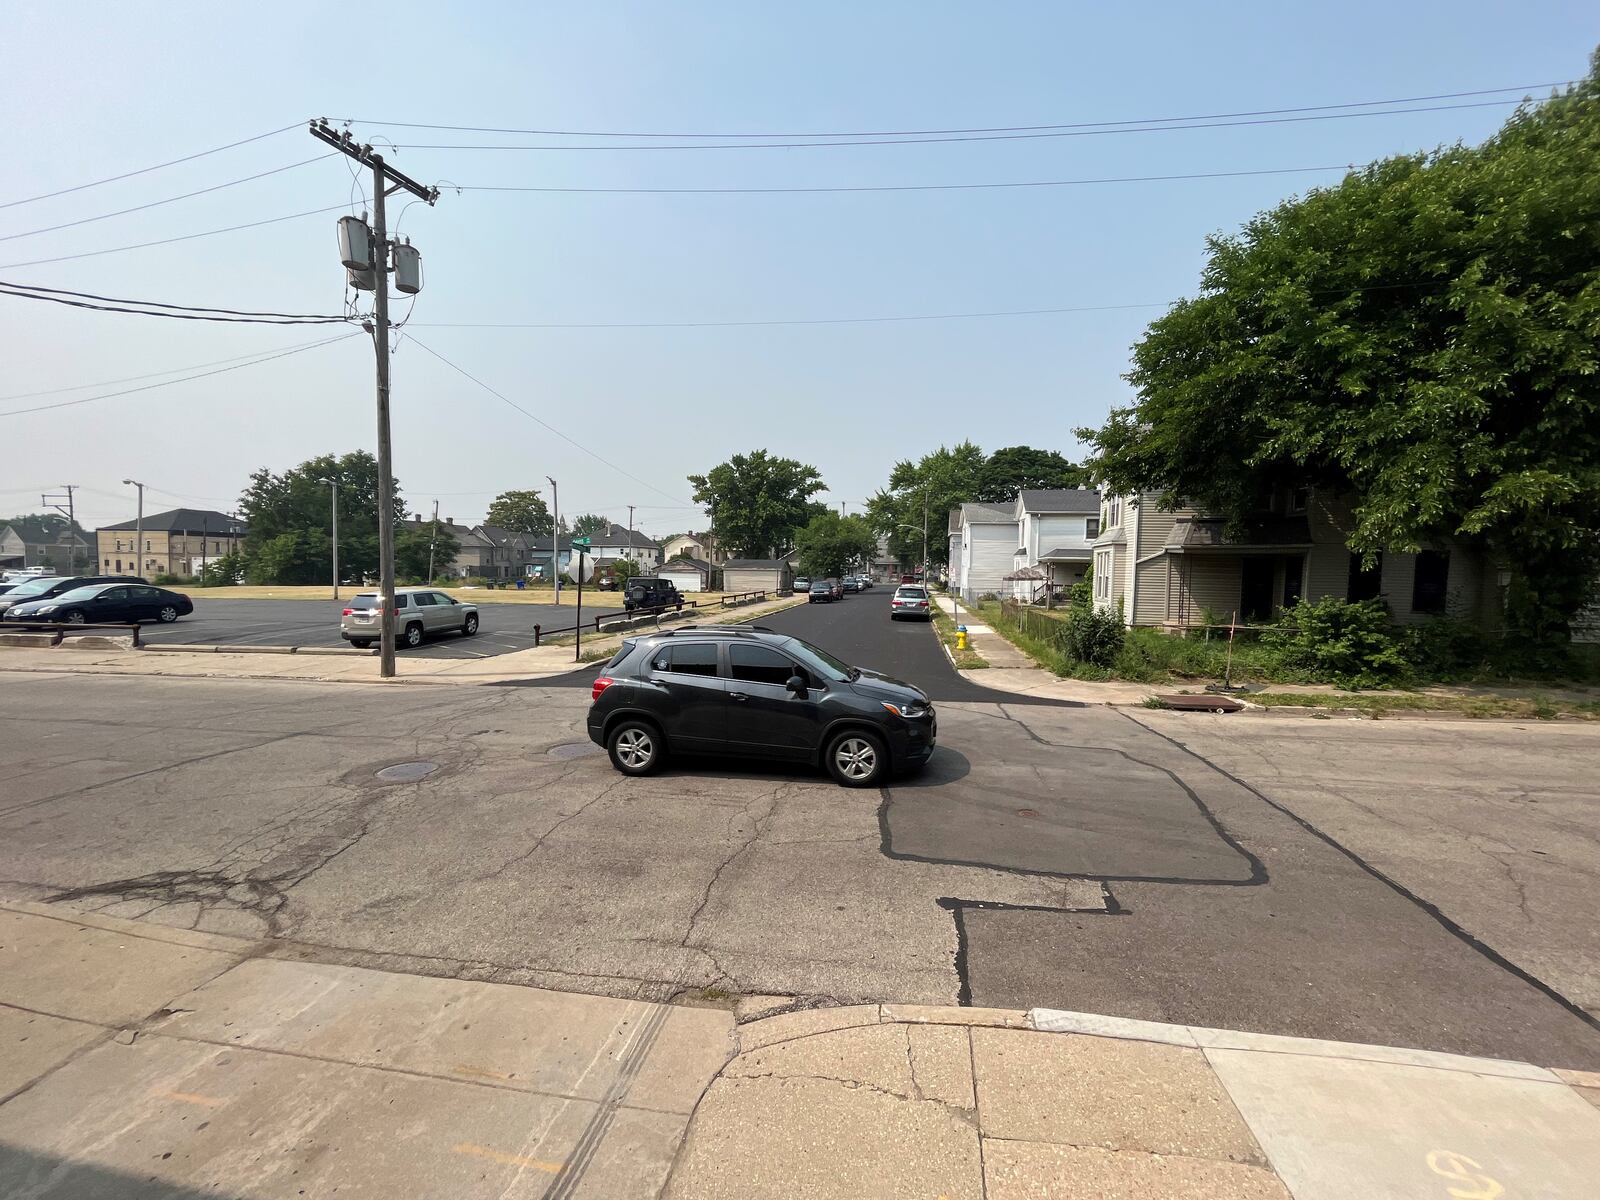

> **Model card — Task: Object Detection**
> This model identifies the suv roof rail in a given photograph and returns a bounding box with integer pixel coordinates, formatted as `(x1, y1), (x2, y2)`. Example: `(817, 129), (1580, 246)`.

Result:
(667, 623), (777, 635)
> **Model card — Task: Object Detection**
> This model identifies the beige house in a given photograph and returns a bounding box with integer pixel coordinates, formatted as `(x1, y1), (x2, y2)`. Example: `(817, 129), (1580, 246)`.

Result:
(662, 531), (724, 564)
(97, 508), (246, 578)
(1092, 489), (1501, 629)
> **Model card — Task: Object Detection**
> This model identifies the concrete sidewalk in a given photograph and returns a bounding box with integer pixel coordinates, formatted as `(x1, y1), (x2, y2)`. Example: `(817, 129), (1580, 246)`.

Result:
(5, 904), (1598, 1198)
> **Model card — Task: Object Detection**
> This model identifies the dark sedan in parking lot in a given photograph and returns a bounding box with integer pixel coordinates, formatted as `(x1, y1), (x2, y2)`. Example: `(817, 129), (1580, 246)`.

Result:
(4, 582), (193, 625)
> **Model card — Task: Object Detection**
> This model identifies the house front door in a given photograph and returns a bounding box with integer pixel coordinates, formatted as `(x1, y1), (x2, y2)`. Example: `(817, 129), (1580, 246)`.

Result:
(1241, 557), (1275, 621)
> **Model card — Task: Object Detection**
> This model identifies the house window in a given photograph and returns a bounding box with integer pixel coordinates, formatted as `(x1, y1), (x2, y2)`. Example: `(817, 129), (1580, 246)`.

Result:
(1347, 552), (1383, 603)
(1086, 517), (1099, 538)
(1107, 497), (1122, 528)
(1093, 550), (1113, 602)
(1412, 550), (1450, 615)
(1288, 486), (1309, 514)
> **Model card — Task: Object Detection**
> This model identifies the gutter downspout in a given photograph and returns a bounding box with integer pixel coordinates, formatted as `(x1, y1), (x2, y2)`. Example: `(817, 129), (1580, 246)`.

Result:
(1124, 498), (1141, 627)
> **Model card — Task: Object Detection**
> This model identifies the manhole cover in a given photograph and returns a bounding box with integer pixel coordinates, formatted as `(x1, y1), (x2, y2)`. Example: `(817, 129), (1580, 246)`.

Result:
(374, 761), (439, 783)
(547, 742), (603, 760)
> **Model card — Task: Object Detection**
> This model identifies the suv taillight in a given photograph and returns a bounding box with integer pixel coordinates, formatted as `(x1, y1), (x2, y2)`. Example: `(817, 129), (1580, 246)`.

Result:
(591, 677), (616, 702)
(342, 608), (353, 616)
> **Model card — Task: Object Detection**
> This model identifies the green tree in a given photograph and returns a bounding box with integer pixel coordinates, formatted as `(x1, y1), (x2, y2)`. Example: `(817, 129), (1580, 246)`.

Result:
(396, 523), (459, 582)
(975, 446), (1089, 502)
(570, 513), (611, 538)
(795, 512), (878, 580)
(1079, 65), (1600, 645)
(865, 441), (987, 568)
(237, 451), (404, 585)
(484, 489), (552, 534)
(688, 450), (825, 557)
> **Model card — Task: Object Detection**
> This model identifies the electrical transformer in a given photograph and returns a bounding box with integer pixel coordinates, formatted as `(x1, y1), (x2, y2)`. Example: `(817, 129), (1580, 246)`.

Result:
(394, 242), (423, 294)
(346, 265), (377, 291)
(337, 215), (373, 270)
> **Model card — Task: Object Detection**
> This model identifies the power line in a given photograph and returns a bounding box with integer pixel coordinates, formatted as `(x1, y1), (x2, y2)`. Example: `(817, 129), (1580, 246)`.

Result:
(0, 202), (351, 270)
(459, 163), (1349, 196)
(0, 333), (360, 417)
(0, 155), (337, 244)
(0, 121), (306, 211)
(386, 98), (1529, 152)
(0, 279), (345, 320)
(0, 342), (352, 402)
(411, 302), (1166, 331)
(0, 283), (349, 325)
(402, 334), (695, 507)
(339, 81), (1567, 139)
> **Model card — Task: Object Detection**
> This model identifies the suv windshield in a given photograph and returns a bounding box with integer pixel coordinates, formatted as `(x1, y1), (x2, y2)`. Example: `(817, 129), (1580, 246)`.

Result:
(779, 635), (858, 682)
(6, 578), (66, 598)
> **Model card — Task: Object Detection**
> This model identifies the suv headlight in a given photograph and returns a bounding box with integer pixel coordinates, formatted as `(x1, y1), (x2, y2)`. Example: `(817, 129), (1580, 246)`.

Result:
(881, 700), (932, 720)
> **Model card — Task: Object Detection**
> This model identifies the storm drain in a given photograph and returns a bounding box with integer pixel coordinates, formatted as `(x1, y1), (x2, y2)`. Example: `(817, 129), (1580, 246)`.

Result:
(374, 761), (440, 783)
(547, 742), (604, 760)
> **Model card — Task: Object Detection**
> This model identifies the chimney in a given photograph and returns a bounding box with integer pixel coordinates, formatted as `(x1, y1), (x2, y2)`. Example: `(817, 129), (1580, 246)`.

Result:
(447, 517), (454, 525)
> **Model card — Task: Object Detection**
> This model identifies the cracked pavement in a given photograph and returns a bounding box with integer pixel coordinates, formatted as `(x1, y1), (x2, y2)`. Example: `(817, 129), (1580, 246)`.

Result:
(3, 594), (1599, 1069)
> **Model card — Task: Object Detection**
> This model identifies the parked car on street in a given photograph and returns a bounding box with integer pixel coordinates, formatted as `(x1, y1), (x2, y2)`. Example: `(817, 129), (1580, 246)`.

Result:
(340, 587), (479, 649)
(808, 579), (837, 603)
(890, 584), (932, 621)
(623, 577), (684, 612)
(792, 576), (812, 594)
(842, 576), (864, 593)
(587, 625), (935, 787)
(0, 574), (145, 615)
(831, 579), (845, 599)
(4, 582), (192, 625)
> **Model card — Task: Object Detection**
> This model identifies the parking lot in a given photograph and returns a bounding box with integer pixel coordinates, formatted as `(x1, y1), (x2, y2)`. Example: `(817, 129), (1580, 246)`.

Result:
(139, 597), (594, 658)
(4, 591), (1598, 1071)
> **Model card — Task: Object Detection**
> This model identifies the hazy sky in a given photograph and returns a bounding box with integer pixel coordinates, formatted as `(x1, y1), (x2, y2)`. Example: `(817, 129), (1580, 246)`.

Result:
(2, 3), (1592, 535)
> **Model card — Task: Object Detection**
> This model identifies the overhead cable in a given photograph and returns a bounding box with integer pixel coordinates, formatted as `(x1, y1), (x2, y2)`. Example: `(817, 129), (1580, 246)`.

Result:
(0, 280), (349, 324)
(0, 203), (351, 269)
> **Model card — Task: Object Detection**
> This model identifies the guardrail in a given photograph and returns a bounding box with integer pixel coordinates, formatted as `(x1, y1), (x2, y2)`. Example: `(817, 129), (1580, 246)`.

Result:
(531, 590), (775, 647)
(0, 620), (143, 647)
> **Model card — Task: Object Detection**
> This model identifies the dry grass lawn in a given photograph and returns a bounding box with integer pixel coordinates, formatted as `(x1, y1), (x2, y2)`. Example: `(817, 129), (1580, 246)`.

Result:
(181, 584), (763, 611)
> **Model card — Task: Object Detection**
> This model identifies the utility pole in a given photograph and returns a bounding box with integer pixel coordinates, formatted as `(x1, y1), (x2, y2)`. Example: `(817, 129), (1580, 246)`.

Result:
(427, 500), (440, 583)
(41, 485), (77, 573)
(122, 479), (145, 579)
(627, 505), (636, 565)
(311, 120), (437, 679)
(923, 488), (929, 585)
(546, 476), (561, 603)
(319, 477), (340, 601)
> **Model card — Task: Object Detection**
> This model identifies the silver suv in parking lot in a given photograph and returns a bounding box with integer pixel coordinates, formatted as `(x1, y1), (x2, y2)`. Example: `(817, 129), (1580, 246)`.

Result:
(340, 587), (479, 649)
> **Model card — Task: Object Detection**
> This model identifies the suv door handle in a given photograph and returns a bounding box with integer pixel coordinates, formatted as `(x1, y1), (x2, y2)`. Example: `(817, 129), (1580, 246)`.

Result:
(729, 692), (749, 702)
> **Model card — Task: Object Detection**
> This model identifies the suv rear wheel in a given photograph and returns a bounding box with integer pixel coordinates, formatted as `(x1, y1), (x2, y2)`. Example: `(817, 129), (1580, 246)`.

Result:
(607, 719), (663, 776)
(825, 729), (887, 788)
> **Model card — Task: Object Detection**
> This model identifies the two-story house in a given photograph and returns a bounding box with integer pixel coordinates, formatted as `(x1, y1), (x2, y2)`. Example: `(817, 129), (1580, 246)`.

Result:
(1, 517), (92, 575)
(661, 531), (724, 565)
(97, 508), (246, 578)
(401, 516), (496, 580)
(587, 523), (661, 569)
(953, 502), (1019, 601)
(1091, 488), (1501, 630)
(1007, 489), (1101, 602)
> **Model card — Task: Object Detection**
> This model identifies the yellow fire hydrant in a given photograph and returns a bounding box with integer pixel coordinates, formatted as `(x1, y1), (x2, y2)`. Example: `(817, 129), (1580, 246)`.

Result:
(955, 626), (970, 652)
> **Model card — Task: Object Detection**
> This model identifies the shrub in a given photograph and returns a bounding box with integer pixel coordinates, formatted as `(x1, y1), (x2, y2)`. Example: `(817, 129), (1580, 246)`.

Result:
(1403, 617), (1488, 679)
(1262, 597), (1411, 688)
(1059, 603), (1126, 667)
(197, 555), (242, 587)
(151, 572), (192, 586)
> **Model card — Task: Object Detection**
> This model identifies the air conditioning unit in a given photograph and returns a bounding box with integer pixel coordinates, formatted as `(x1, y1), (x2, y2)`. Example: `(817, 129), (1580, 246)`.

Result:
(337, 215), (373, 270)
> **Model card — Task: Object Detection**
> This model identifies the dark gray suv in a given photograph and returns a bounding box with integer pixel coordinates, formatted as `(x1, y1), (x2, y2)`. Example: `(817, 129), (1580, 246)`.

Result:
(586, 626), (936, 787)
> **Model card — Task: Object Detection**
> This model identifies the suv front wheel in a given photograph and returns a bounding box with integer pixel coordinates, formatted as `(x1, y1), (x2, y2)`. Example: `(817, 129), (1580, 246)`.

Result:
(607, 719), (664, 776)
(825, 729), (887, 788)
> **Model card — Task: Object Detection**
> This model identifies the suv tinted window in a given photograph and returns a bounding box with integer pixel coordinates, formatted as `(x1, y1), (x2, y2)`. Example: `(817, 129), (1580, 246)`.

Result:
(729, 643), (796, 686)
(652, 642), (718, 677)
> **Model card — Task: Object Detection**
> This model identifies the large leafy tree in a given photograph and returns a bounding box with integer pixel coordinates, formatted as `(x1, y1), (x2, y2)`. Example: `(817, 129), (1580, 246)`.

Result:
(237, 451), (404, 585)
(570, 513), (611, 538)
(975, 446), (1089, 502)
(866, 441), (987, 567)
(795, 512), (878, 580)
(484, 489), (552, 535)
(688, 450), (825, 557)
(1080, 64), (1600, 645)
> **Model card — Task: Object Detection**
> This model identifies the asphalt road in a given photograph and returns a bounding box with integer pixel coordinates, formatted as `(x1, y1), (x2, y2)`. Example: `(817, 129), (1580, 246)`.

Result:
(141, 597), (597, 659)
(4, 599), (1598, 1069)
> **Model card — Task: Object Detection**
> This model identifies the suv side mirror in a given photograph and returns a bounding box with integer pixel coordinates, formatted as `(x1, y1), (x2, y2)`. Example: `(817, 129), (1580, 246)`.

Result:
(786, 672), (810, 696)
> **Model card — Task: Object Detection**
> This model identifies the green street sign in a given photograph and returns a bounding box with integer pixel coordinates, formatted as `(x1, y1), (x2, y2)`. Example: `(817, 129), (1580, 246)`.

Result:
(571, 536), (591, 547)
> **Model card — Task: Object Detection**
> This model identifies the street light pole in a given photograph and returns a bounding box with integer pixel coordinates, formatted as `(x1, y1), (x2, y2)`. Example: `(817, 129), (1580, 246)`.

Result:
(546, 476), (560, 604)
(122, 479), (145, 579)
(319, 477), (339, 601)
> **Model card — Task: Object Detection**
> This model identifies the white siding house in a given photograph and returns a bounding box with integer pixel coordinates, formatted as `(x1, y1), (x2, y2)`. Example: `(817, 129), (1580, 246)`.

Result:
(955, 503), (1019, 601)
(1010, 489), (1101, 602)
(587, 523), (661, 568)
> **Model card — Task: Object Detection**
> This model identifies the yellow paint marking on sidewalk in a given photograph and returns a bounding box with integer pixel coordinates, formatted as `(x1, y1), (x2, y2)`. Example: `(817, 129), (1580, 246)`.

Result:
(452, 1064), (519, 1082)
(153, 1089), (227, 1108)
(451, 1142), (563, 1174)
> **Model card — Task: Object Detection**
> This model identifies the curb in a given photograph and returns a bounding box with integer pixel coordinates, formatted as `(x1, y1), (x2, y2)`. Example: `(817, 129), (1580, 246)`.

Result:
(141, 643), (377, 657)
(728, 999), (1579, 1081)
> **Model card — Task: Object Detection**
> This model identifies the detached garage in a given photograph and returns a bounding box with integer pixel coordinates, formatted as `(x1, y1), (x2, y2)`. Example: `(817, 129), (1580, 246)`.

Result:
(722, 558), (792, 595)
(659, 556), (712, 592)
